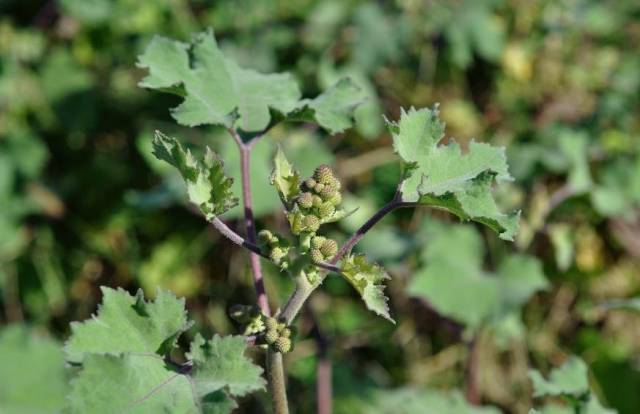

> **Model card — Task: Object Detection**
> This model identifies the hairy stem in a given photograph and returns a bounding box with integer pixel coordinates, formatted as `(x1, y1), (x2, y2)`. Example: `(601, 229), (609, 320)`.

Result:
(236, 136), (270, 316)
(210, 217), (268, 259)
(267, 350), (289, 414)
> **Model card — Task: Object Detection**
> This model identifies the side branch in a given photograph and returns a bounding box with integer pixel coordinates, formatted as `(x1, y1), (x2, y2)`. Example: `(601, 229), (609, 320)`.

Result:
(209, 217), (268, 259)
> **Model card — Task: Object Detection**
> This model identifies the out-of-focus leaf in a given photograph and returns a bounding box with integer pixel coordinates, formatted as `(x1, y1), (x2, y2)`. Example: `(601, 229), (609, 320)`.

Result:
(0, 325), (68, 414)
(409, 220), (547, 331)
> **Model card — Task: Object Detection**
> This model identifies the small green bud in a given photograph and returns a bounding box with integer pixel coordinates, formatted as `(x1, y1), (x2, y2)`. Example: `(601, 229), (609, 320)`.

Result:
(328, 192), (342, 206)
(264, 329), (279, 345)
(303, 215), (320, 232)
(314, 183), (325, 193)
(270, 247), (287, 264)
(318, 202), (335, 218)
(297, 192), (313, 209)
(229, 304), (254, 323)
(290, 213), (304, 234)
(320, 239), (338, 258)
(311, 236), (326, 249)
(310, 248), (324, 263)
(312, 195), (323, 208)
(265, 317), (278, 331)
(258, 230), (273, 243)
(274, 337), (292, 353)
(304, 178), (316, 190)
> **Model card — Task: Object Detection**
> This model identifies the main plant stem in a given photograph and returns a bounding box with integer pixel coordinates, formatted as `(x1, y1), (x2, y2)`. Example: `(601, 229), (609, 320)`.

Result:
(235, 136), (270, 317)
(230, 129), (289, 414)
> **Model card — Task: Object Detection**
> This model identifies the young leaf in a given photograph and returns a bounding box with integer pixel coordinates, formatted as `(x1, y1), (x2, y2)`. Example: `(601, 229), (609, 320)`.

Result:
(138, 30), (360, 135)
(65, 287), (191, 363)
(270, 146), (301, 210)
(408, 221), (547, 331)
(187, 334), (266, 397)
(340, 254), (394, 323)
(387, 106), (519, 241)
(138, 30), (300, 132)
(152, 130), (238, 220)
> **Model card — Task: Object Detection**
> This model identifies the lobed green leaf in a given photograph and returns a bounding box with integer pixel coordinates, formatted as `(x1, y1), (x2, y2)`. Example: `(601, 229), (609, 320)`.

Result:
(387, 106), (519, 240)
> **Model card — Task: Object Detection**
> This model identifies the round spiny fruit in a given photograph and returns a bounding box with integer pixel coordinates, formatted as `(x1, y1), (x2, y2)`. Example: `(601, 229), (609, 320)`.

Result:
(303, 215), (320, 232)
(318, 202), (335, 218)
(311, 236), (326, 249)
(264, 317), (278, 331)
(281, 328), (292, 338)
(320, 185), (337, 199)
(264, 329), (278, 345)
(314, 165), (334, 184)
(291, 213), (304, 234)
(304, 178), (316, 190)
(297, 192), (313, 209)
(274, 337), (292, 353)
(310, 248), (324, 263)
(312, 195), (323, 208)
(314, 183), (325, 193)
(320, 239), (338, 257)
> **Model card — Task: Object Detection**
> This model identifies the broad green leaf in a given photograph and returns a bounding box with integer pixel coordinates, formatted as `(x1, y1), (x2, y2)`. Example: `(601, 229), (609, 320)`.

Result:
(187, 334), (266, 397)
(65, 287), (191, 363)
(152, 130), (238, 220)
(270, 146), (301, 209)
(408, 221), (547, 331)
(138, 30), (300, 132)
(387, 107), (519, 240)
(66, 354), (198, 414)
(341, 254), (394, 323)
(0, 325), (68, 414)
(138, 31), (360, 134)
(65, 290), (263, 413)
(290, 78), (363, 134)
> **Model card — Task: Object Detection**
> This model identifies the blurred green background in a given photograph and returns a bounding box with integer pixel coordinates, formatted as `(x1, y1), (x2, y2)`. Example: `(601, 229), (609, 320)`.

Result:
(1, 0), (640, 413)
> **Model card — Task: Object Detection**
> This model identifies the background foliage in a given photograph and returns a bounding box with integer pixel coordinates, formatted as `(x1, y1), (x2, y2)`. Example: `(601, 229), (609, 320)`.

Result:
(1, 0), (639, 413)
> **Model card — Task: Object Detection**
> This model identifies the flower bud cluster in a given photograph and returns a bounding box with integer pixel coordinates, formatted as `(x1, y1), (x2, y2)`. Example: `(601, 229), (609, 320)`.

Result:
(229, 305), (265, 335)
(261, 316), (294, 353)
(290, 165), (342, 235)
(258, 229), (290, 268)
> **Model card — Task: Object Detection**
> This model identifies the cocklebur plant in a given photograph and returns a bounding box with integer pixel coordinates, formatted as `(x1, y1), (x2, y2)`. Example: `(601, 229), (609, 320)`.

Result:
(62, 29), (519, 414)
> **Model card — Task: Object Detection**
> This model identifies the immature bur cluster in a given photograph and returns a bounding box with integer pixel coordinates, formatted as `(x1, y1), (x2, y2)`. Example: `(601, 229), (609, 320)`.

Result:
(310, 236), (338, 264)
(289, 165), (343, 235)
(258, 230), (290, 268)
(229, 305), (295, 353)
